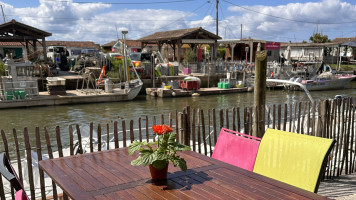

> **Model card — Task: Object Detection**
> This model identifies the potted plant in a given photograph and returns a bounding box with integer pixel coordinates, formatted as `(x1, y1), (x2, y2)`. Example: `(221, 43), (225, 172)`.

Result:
(128, 124), (191, 180)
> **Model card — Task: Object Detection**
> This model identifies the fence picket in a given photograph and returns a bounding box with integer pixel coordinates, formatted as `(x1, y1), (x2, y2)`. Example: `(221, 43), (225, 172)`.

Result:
(44, 127), (58, 200)
(35, 127), (46, 200)
(24, 128), (35, 200)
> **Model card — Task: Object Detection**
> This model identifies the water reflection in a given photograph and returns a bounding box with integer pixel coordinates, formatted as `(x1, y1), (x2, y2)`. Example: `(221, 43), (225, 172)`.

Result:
(0, 81), (355, 135)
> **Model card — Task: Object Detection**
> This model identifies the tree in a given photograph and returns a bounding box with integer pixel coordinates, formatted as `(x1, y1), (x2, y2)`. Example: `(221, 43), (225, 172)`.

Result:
(309, 33), (331, 43)
(183, 48), (195, 63)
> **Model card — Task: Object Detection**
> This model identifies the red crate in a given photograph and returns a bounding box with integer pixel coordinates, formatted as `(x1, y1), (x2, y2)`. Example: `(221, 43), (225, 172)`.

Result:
(179, 80), (200, 90)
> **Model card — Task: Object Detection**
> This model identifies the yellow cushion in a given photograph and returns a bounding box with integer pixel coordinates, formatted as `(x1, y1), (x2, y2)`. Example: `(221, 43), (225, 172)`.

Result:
(253, 129), (334, 192)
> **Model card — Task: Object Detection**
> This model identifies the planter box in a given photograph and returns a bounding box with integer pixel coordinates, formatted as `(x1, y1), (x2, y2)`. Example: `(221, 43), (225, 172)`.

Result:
(183, 68), (191, 75)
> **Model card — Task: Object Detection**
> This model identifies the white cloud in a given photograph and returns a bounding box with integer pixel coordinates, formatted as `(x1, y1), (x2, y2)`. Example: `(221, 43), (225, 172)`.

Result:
(1, 0), (356, 43)
(0, 0), (192, 44)
(225, 0), (356, 41)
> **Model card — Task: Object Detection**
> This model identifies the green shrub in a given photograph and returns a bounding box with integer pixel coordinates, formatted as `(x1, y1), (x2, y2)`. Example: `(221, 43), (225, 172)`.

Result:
(183, 48), (195, 63)
(0, 61), (5, 76)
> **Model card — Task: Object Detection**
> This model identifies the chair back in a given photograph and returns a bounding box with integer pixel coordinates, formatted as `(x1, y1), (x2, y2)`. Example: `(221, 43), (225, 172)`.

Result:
(0, 152), (29, 200)
(212, 128), (261, 171)
(15, 189), (28, 200)
(253, 129), (335, 193)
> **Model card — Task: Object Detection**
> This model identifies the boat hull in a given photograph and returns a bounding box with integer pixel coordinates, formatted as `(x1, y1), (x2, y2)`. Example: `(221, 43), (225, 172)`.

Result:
(0, 84), (143, 109)
(302, 75), (356, 91)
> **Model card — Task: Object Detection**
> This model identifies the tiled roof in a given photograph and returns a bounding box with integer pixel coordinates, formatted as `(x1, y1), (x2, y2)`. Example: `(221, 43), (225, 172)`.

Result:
(0, 19), (51, 37)
(0, 41), (99, 48)
(138, 27), (221, 42)
(332, 37), (356, 44)
(46, 41), (99, 48)
(101, 40), (156, 47)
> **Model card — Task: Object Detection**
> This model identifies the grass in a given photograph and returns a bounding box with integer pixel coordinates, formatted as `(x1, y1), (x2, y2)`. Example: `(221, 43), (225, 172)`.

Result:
(329, 64), (356, 71)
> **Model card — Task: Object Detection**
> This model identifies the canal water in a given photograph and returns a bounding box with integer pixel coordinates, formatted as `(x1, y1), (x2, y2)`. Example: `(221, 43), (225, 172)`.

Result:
(0, 81), (355, 144)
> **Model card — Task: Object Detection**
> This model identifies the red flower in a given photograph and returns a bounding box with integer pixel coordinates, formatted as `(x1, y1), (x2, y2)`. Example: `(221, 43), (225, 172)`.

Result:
(152, 125), (173, 135)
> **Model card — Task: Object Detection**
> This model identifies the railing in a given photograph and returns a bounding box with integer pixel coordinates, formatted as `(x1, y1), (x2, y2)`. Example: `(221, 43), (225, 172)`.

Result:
(0, 98), (355, 199)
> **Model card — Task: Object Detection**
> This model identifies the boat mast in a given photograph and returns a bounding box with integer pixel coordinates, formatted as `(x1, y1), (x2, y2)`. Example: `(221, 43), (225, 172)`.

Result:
(122, 30), (129, 83)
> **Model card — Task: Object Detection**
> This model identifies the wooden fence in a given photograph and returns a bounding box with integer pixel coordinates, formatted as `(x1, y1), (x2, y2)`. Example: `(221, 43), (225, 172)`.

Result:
(0, 98), (355, 200)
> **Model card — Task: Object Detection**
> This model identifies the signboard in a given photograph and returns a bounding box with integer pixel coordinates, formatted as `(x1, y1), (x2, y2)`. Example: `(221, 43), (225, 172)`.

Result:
(265, 42), (280, 50)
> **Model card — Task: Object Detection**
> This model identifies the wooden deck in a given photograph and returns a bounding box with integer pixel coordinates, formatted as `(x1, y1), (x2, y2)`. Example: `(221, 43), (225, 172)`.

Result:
(147, 87), (251, 98)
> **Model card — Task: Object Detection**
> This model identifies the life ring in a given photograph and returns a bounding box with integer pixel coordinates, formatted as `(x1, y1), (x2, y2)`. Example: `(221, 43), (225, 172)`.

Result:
(270, 71), (274, 78)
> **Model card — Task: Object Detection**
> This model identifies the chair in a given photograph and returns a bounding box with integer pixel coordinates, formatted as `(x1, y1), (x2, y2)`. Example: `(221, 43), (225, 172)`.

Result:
(0, 152), (29, 200)
(253, 129), (336, 193)
(212, 128), (261, 171)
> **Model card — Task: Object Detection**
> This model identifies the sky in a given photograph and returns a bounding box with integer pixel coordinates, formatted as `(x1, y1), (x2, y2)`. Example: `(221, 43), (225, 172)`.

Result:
(1, 0), (356, 45)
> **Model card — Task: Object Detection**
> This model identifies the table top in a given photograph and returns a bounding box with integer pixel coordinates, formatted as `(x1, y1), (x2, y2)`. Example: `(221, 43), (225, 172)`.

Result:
(39, 148), (329, 200)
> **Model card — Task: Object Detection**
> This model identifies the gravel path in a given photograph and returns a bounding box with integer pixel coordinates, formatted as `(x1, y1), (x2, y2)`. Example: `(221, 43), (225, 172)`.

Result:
(318, 173), (356, 199)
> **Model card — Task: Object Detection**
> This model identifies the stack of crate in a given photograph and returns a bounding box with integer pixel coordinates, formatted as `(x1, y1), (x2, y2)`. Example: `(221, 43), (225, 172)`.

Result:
(46, 77), (66, 95)
(218, 78), (230, 89)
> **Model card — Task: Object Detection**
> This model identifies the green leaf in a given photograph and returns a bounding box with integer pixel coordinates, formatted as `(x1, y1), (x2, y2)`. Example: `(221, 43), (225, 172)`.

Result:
(177, 158), (187, 172)
(152, 160), (168, 170)
(131, 157), (143, 166)
(170, 157), (187, 172)
(168, 132), (177, 145)
(176, 144), (191, 151)
(128, 141), (142, 155)
(155, 151), (168, 161)
(141, 151), (154, 166)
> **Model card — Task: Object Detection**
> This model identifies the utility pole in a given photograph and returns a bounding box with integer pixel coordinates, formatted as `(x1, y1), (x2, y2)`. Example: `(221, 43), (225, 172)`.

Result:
(216, 0), (219, 36)
(240, 24), (242, 40)
(1, 5), (6, 23)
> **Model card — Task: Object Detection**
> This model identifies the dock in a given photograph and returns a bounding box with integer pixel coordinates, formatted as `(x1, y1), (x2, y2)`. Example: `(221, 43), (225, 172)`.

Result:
(146, 87), (251, 97)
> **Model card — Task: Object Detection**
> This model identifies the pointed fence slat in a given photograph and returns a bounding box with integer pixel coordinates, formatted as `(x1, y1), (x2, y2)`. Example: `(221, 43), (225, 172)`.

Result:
(2, 98), (356, 199)
(44, 127), (58, 200)
(1, 129), (14, 200)
(35, 127), (46, 200)
(24, 128), (35, 200)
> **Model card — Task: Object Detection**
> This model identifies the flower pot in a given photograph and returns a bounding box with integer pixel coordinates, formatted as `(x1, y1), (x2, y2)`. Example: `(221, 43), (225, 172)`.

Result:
(149, 163), (169, 181)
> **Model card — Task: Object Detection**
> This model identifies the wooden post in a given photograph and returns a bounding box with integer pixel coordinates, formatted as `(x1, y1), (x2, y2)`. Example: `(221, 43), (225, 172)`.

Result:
(177, 112), (184, 144)
(253, 50), (267, 138)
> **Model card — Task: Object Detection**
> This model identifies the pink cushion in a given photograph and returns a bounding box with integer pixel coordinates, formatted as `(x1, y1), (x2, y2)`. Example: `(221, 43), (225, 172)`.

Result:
(212, 128), (261, 171)
(15, 189), (29, 200)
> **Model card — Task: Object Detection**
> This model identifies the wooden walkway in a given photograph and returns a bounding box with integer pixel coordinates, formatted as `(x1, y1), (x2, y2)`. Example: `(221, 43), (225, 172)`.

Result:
(319, 173), (356, 199)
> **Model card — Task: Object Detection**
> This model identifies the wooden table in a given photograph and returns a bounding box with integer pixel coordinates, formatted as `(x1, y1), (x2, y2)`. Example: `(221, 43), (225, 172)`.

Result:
(39, 148), (329, 200)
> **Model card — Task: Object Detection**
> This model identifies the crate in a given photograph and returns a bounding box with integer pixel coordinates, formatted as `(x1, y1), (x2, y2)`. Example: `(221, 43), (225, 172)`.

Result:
(179, 80), (200, 90)
(218, 82), (230, 89)
(46, 77), (66, 86)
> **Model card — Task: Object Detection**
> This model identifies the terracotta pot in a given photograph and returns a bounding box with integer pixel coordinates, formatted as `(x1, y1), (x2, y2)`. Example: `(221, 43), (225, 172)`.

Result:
(149, 163), (169, 180)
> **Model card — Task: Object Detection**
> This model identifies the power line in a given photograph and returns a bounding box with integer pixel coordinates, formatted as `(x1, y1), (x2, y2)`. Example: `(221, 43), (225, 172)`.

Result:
(136, 1), (209, 38)
(9, 14), (217, 22)
(44, 0), (197, 5)
(223, 0), (356, 25)
(199, 1), (213, 27)
(218, 2), (237, 39)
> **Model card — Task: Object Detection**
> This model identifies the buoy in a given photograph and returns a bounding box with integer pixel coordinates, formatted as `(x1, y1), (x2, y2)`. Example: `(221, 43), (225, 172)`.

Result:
(172, 92), (176, 96)
(192, 93), (200, 96)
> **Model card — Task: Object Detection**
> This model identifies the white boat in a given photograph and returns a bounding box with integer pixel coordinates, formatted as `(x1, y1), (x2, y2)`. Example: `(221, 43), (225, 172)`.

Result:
(300, 73), (356, 91)
(268, 63), (356, 91)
